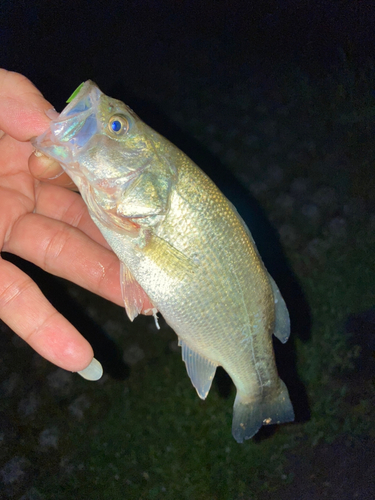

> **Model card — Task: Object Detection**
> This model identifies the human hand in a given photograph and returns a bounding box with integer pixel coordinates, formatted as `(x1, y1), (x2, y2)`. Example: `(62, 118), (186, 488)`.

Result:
(0, 70), (126, 378)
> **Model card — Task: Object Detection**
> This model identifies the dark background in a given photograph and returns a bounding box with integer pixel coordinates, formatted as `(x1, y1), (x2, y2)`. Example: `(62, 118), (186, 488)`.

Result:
(2, 1), (375, 104)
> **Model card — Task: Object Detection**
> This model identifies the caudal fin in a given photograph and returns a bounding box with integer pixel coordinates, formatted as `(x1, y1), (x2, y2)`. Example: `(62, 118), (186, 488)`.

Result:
(232, 380), (294, 443)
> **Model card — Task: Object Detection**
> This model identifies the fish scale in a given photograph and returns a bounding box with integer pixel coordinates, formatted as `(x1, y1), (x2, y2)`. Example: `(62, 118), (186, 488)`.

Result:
(32, 81), (294, 442)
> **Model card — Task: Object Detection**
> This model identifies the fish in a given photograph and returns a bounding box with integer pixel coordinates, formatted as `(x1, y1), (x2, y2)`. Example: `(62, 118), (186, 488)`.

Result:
(32, 81), (294, 442)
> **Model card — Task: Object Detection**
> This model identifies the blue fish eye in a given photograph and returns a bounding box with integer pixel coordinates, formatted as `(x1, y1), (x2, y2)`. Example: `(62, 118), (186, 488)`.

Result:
(111, 120), (121, 132)
(108, 114), (129, 136)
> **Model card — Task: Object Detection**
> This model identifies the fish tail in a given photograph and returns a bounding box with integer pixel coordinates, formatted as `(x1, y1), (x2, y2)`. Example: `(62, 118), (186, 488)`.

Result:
(232, 380), (294, 443)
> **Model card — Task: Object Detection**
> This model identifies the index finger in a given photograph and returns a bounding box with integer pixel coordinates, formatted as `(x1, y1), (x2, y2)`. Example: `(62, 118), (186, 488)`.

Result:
(0, 70), (70, 186)
(0, 70), (52, 141)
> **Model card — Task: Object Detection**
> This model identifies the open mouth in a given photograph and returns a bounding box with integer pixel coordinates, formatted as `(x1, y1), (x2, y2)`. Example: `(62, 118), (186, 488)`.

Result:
(32, 81), (102, 164)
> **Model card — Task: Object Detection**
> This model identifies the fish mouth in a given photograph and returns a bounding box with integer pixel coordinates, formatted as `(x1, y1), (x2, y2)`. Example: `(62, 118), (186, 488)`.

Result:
(32, 81), (102, 167)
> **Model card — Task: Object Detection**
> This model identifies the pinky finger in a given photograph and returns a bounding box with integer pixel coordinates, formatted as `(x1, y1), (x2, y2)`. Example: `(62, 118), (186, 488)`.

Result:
(0, 258), (99, 376)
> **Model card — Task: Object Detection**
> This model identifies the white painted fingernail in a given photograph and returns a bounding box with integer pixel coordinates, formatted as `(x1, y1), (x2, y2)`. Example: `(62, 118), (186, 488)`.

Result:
(77, 357), (103, 381)
(33, 149), (45, 157)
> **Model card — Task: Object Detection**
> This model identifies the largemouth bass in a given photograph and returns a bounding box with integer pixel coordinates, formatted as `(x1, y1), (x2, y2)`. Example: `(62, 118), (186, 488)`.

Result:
(32, 82), (294, 442)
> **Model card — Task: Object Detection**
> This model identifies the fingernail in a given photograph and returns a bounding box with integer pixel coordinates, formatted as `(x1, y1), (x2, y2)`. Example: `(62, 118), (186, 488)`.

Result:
(45, 108), (60, 120)
(33, 149), (45, 157)
(77, 357), (103, 381)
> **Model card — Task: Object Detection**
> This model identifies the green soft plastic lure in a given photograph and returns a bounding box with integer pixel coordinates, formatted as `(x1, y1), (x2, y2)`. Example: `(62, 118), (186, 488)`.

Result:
(66, 82), (85, 103)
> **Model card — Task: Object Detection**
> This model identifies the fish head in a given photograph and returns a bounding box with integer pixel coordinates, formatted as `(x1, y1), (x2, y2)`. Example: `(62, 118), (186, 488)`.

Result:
(33, 81), (175, 225)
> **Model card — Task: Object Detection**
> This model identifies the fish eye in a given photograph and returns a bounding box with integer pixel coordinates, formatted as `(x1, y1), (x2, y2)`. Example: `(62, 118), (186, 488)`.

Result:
(108, 114), (129, 136)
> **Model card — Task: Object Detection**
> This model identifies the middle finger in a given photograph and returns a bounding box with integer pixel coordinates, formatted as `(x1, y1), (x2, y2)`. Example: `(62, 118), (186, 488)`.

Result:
(34, 182), (109, 247)
(4, 212), (123, 307)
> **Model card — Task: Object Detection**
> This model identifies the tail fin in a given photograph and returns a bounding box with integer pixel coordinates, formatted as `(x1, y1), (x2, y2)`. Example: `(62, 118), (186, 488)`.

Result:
(232, 380), (294, 443)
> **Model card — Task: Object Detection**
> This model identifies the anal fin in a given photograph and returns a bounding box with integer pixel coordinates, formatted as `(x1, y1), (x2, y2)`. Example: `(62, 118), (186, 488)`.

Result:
(179, 339), (217, 399)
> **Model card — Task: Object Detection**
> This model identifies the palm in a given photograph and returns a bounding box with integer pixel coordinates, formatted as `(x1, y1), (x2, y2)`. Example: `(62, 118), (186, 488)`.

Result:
(1, 135), (38, 232)
(0, 70), (123, 372)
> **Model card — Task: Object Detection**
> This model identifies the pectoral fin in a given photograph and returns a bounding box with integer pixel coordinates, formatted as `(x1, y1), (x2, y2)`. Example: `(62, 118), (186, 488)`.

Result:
(269, 275), (290, 344)
(120, 262), (157, 323)
(179, 339), (218, 399)
(117, 169), (170, 219)
(142, 233), (197, 281)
